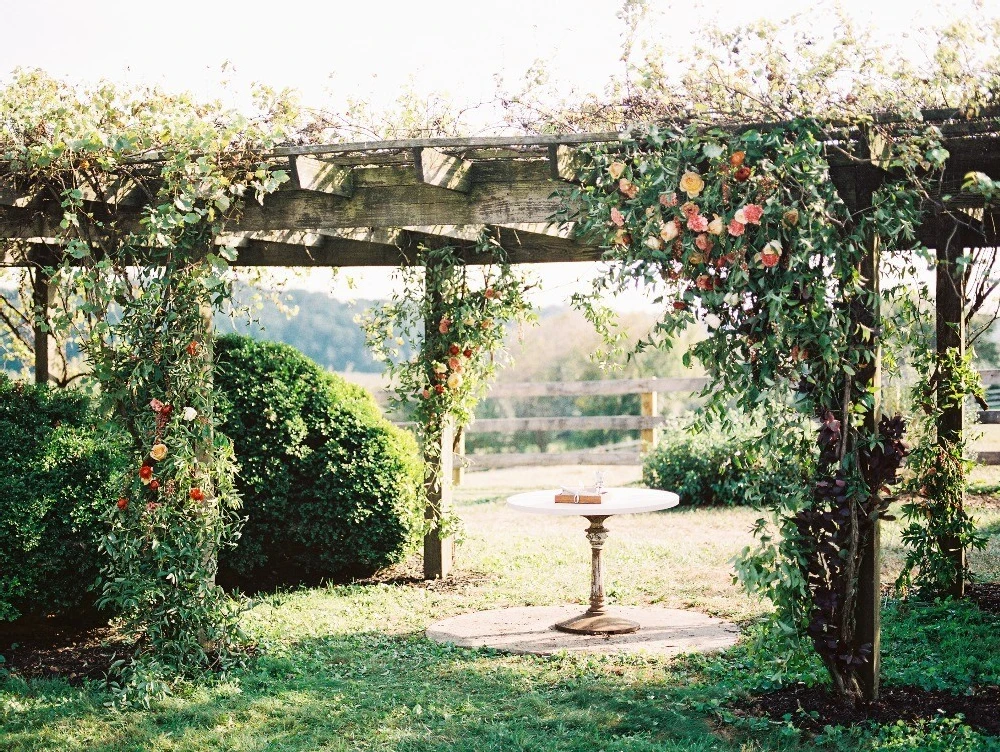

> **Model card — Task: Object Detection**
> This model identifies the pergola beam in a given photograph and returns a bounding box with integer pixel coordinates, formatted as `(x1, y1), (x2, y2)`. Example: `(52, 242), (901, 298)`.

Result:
(412, 147), (473, 193)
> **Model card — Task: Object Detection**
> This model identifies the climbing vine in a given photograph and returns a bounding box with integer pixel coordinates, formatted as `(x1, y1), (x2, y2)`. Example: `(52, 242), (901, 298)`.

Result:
(360, 234), (536, 531)
(565, 118), (937, 704)
(0, 72), (295, 702)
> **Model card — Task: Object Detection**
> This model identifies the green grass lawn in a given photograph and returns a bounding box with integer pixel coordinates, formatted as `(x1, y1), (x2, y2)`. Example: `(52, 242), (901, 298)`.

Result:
(3, 470), (1000, 751)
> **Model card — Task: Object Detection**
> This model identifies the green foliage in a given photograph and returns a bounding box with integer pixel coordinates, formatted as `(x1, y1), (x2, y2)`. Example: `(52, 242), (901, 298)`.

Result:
(214, 335), (424, 583)
(359, 235), (536, 535)
(0, 71), (297, 703)
(642, 421), (807, 508)
(567, 118), (930, 702)
(0, 375), (127, 622)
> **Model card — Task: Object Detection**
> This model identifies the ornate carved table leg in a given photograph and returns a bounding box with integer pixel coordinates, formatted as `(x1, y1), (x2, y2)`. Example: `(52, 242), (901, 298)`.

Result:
(554, 515), (640, 635)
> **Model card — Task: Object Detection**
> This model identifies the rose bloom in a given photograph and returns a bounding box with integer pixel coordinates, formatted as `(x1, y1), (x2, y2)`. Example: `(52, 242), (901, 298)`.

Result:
(421, 388), (431, 399)
(139, 464), (153, 480)
(680, 201), (700, 217)
(182, 407), (198, 422)
(447, 372), (463, 389)
(707, 215), (724, 235)
(695, 233), (714, 252)
(687, 213), (709, 232)
(150, 443), (168, 462)
(659, 220), (679, 243)
(149, 398), (165, 413)
(659, 192), (678, 208)
(613, 229), (632, 246)
(433, 360), (447, 374)
(688, 251), (706, 265)
(619, 178), (639, 199)
(679, 170), (705, 198)
(438, 316), (452, 334)
(728, 219), (746, 237)
(645, 235), (663, 250)
(783, 209), (800, 227)
(733, 208), (747, 224)
(696, 274), (713, 291)
(448, 356), (461, 370)
(743, 204), (764, 224)
(608, 161), (626, 180)
(189, 488), (205, 502)
(610, 206), (625, 227)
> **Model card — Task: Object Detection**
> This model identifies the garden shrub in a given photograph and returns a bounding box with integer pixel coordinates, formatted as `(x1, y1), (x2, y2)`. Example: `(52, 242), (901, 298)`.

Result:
(214, 334), (424, 586)
(0, 374), (127, 622)
(643, 421), (806, 507)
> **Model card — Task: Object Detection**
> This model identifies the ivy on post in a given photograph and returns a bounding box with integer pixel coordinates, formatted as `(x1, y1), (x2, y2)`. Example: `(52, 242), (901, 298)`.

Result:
(934, 210), (967, 598)
(423, 258), (456, 579)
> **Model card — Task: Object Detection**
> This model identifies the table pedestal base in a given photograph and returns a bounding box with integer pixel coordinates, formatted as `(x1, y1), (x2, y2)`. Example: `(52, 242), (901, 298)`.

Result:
(554, 611), (640, 635)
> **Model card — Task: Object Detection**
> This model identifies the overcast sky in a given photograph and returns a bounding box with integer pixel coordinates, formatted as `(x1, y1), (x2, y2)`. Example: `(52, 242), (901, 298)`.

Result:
(1, 0), (993, 309)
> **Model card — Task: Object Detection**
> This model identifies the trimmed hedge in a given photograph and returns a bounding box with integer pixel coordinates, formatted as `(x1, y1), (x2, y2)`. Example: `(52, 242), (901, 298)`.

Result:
(643, 424), (803, 507)
(0, 375), (127, 622)
(214, 335), (424, 585)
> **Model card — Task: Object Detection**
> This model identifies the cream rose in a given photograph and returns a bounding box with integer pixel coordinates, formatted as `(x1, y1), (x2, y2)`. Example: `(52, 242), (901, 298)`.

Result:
(150, 443), (168, 462)
(679, 170), (705, 198)
(182, 407), (198, 422)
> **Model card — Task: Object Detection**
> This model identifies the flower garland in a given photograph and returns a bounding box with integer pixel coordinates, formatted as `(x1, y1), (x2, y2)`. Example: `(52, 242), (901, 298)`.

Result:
(360, 235), (536, 533)
(567, 120), (931, 703)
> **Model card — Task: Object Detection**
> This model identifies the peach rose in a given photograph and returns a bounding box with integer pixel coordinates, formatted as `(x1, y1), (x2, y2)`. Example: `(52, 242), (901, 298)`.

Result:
(150, 443), (168, 462)
(610, 207), (625, 227)
(707, 215), (724, 235)
(608, 161), (626, 180)
(659, 221), (679, 243)
(728, 219), (745, 237)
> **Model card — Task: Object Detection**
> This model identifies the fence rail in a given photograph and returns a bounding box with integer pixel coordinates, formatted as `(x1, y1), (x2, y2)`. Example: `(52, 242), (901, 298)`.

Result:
(391, 371), (1000, 474)
(456, 376), (708, 475)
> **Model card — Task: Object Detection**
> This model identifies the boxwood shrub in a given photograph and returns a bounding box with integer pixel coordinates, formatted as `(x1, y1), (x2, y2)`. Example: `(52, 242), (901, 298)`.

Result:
(214, 334), (424, 587)
(643, 422), (807, 507)
(0, 375), (127, 622)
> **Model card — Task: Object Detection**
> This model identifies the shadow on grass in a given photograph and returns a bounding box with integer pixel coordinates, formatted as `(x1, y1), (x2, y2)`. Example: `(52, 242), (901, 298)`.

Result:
(0, 630), (738, 752)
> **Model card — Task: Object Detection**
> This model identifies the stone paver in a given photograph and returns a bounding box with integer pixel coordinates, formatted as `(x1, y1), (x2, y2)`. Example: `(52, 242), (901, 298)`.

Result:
(426, 605), (739, 656)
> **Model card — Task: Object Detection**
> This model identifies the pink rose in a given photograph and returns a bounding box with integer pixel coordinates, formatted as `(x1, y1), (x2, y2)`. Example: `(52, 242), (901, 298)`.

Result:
(610, 207), (625, 227)
(619, 178), (639, 199)
(728, 219), (745, 237)
(659, 193), (678, 208)
(687, 213), (709, 233)
(743, 204), (764, 224)
(438, 316), (452, 334)
(149, 398), (165, 413)
(695, 233), (714, 252)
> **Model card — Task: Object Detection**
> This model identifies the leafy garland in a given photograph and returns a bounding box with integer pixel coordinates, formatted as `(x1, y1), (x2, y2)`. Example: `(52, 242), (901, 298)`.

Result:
(564, 119), (932, 703)
(360, 235), (536, 532)
(0, 72), (293, 702)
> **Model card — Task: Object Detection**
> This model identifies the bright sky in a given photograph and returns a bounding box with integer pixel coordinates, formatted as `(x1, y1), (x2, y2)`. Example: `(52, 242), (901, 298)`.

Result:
(1, 0), (994, 309)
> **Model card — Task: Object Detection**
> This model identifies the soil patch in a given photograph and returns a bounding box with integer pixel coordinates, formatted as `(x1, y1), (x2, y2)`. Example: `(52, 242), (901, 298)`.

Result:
(0, 618), (129, 684)
(969, 582), (1000, 614)
(736, 684), (1000, 735)
(349, 559), (496, 592)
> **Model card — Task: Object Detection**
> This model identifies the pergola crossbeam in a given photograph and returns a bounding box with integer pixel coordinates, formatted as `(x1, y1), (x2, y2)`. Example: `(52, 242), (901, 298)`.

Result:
(412, 147), (473, 193)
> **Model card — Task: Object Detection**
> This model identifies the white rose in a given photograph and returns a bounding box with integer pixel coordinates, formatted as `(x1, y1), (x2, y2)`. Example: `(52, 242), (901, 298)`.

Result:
(183, 407), (198, 421)
(704, 313), (722, 330)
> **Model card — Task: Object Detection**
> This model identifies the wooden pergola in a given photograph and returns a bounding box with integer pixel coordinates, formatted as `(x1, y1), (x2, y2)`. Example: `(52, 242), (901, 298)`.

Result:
(3, 111), (1000, 698)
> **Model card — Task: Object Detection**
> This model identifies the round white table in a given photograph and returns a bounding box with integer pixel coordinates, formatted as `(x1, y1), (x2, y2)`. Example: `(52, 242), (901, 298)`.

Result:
(507, 487), (679, 635)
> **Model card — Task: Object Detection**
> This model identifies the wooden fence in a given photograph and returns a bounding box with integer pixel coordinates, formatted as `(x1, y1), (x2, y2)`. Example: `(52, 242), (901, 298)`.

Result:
(389, 370), (1000, 478)
(454, 376), (709, 475)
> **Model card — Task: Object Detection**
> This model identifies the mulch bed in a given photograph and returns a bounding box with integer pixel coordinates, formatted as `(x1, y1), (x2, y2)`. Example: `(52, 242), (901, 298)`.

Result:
(0, 617), (130, 684)
(736, 684), (1000, 735)
(968, 582), (1000, 614)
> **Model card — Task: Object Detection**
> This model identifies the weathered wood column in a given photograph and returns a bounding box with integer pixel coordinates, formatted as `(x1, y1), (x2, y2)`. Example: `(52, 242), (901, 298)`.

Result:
(640, 388), (659, 451)
(31, 268), (54, 385)
(935, 211), (966, 597)
(423, 261), (455, 580)
(855, 226), (882, 701)
(832, 151), (884, 702)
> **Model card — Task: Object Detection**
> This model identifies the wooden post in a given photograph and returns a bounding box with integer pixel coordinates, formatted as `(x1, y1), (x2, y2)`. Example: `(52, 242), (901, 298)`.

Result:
(452, 429), (465, 487)
(423, 260), (455, 580)
(640, 389), (659, 452)
(935, 212), (966, 598)
(855, 227), (882, 702)
(424, 419), (454, 579)
(31, 268), (53, 385)
(831, 150), (884, 703)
